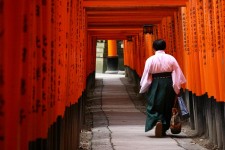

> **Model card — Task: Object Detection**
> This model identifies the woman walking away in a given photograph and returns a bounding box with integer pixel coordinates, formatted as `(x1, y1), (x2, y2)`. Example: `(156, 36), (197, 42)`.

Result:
(139, 39), (186, 137)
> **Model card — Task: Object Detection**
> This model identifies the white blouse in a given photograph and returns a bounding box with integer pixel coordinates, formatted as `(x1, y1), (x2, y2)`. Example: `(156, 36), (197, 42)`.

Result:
(139, 50), (186, 94)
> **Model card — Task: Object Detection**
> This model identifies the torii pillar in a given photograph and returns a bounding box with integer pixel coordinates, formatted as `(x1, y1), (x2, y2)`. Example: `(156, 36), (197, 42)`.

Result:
(105, 40), (118, 74)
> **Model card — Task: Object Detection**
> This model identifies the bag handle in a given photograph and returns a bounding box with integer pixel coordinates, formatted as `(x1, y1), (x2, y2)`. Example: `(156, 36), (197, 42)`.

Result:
(173, 95), (178, 108)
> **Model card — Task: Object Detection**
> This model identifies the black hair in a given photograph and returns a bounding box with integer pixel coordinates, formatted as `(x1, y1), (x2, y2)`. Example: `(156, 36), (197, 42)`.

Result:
(153, 39), (166, 51)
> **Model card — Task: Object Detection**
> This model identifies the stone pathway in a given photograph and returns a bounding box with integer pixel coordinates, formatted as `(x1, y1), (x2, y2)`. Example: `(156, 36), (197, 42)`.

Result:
(80, 73), (208, 150)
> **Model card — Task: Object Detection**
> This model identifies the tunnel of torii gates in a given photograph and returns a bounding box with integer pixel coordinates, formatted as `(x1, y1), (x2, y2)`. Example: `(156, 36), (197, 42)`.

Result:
(1, 0), (225, 150)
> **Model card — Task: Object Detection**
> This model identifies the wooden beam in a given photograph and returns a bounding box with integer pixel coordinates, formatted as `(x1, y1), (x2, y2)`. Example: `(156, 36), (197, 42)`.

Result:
(88, 24), (154, 29)
(84, 0), (187, 40)
(83, 0), (188, 8)
(86, 6), (178, 28)
(88, 27), (142, 32)
(88, 21), (161, 28)
(88, 25), (142, 39)
(87, 10), (177, 17)
(86, 7), (178, 12)
(87, 16), (162, 23)
(90, 34), (139, 40)
(88, 28), (142, 37)
(92, 35), (127, 40)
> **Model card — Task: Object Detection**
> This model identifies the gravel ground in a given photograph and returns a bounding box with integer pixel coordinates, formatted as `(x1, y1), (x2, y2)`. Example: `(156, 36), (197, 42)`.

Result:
(79, 77), (216, 150)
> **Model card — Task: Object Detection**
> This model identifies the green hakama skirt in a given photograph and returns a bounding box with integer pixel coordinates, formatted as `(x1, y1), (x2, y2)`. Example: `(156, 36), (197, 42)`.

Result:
(145, 76), (176, 132)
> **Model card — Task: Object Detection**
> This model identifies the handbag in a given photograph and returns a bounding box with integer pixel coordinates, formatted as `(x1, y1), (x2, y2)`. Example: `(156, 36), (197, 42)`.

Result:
(170, 99), (181, 134)
(177, 96), (190, 120)
(170, 95), (190, 134)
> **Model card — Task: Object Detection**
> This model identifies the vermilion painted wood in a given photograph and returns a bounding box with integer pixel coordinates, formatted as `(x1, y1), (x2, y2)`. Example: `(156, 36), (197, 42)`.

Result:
(86, 7), (178, 15)
(219, 0), (225, 101)
(85, 1), (188, 40)
(55, 0), (66, 118)
(41, 0), (50, 139)
(87, 17), (163, 24)
(88, 28), (142, 33)
(4, 0), (24, 149)
(20, 1), (33, 149)
(35, 0), (43, 139)
(2, 1), (225, 150)
(83, 0), (188, 8)
(44, 0), (52, 133)
(108, 40), (117, 57)
(0, 0), (4, 149)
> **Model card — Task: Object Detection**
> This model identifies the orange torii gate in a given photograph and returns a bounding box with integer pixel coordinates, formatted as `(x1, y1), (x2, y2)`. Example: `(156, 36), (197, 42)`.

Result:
(1, 0), (225, 150)
(1, 0), (92, 149)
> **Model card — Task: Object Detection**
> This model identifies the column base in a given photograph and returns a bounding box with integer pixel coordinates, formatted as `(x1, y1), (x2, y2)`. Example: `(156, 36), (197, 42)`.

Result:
(105, 70), (118, 74)
(105, 56), (118, 73)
